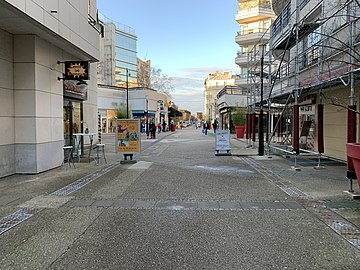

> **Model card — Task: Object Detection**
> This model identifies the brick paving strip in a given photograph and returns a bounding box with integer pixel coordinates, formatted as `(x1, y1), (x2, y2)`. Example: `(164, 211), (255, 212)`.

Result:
(63, 198), (305, 211)
(241, 157), (360, 250)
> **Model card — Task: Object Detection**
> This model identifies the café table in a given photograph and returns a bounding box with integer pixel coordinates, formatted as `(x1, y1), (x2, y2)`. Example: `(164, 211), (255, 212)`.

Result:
(73, 133), (96, 163)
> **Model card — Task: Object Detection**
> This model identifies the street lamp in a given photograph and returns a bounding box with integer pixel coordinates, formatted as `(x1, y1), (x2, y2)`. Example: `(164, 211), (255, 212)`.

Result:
(258, 44), (265, 156)
(145, 94), (149, 138)
(126, 68), (131, 119)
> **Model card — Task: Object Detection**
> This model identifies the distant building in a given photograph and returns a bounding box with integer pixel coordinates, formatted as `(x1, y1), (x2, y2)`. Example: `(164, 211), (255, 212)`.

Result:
(197, 112), (204, 121)
(180, 110), (191, 122)
(137, 58), (151, 88)
(204, 71), (235, 123)
(97, 15), (138, 88)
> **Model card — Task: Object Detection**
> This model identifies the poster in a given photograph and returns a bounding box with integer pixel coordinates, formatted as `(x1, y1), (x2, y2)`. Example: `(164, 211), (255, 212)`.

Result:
(215, 130), (230, 151)
(116, 119), (141, 153)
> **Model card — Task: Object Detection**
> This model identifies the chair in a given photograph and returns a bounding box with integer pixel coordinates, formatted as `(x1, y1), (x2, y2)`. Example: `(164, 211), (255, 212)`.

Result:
(96, 144), (107, 165)
(63, 145), (75, 168)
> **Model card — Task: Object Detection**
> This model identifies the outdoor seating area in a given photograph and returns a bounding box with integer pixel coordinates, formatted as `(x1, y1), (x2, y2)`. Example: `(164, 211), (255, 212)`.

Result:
(63, 133), (106, 167)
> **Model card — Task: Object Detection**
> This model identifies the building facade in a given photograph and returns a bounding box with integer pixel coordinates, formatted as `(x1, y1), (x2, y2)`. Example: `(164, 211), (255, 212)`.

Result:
(235, 0), (276, 94)
(97, 15), (138, 88)
(204, 71), (235, 124)
(0, 0), (100, 177)
(269, 0), (360, 160)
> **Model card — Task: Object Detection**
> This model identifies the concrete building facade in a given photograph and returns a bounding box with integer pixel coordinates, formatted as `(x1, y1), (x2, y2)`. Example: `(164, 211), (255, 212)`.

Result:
(204, 71), (235, 124)
(0, 0), (100, 177)
(269, 0), (360, 160)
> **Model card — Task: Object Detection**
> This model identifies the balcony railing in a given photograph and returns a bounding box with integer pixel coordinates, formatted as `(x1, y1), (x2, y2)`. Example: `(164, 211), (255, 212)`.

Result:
(217, 85), (248, 99)
(237, 28), (268, 36)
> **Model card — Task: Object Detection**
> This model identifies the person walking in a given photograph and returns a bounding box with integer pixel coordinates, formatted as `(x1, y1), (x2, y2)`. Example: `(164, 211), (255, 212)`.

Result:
(157, 122), (161, 134)
(162, 120), (167, 132)
(212, 121), (217, 134)
(148, 121), (155, 139)
(204, 122), (208, 135)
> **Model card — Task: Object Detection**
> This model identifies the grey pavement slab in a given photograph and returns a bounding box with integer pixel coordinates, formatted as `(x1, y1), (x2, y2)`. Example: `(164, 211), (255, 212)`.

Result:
(48, 209), (360, 270)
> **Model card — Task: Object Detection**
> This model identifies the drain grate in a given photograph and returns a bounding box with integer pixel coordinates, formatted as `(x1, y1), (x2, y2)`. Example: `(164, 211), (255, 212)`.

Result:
(0, 208), (38, 235)
(52, 162), (119, 196)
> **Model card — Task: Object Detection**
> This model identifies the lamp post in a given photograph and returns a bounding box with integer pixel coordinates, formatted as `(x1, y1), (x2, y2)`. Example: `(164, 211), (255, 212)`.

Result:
(258, 44), (265, 156)
(126, 68), (131, 119)
(146, 97), (149, 137)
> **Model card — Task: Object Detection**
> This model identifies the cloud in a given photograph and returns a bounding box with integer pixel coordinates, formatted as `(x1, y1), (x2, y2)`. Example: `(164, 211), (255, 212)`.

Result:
(168, 64), (239, 114)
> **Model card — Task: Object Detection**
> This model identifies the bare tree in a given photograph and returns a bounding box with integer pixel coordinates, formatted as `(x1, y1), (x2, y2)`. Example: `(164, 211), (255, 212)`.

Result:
(151, 67), (175, 95)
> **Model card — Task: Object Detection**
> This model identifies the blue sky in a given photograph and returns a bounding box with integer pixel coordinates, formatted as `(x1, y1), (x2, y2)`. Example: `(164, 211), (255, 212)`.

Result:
(97, 0), (239, 114)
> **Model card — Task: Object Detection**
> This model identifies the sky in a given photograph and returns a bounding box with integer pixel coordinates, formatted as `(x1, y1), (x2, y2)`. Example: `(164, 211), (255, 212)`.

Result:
(97, 0), (240, 114)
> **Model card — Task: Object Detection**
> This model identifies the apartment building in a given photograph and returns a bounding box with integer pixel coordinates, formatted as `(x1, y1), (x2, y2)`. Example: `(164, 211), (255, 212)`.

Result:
(270, 0), (360, 160)
(235, 0), (276, 93)
(204, 71), (235, 123)
(0, 0), (100, 177)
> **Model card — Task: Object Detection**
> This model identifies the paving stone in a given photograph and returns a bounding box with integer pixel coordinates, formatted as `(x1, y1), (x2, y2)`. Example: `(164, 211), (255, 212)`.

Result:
(197, 201), (220, 210)
(283, 201), (304, 209)
(219, 201), (242, 210)
(132, 200), (156, 209)
(91, 200), (114, 208)
(240, 201), (264, 210)
(156, 200), (198, 210)
(0, 196), (19, 206)
(261, 201), (287, 210)
(67, 199), (95, 207)
(112, 200), (136, 208)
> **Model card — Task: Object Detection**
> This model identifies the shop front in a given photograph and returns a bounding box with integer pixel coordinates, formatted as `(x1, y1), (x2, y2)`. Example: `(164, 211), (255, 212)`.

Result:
(63, 80), (88, 146)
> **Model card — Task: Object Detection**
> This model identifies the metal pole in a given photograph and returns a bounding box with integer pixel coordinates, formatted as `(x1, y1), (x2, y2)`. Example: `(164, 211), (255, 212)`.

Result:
(146, 96), (149, 138)
(259, 45), (264, 156)
(126, 68), (129, 119)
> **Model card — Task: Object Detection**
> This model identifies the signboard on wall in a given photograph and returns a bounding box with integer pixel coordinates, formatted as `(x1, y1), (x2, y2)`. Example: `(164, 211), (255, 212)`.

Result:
(64, 61), (89, 80)
(116, 119), (141, 153)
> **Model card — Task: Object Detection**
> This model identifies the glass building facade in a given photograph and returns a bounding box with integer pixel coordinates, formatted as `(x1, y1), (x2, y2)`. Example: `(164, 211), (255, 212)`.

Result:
(114, 29), (138, 88)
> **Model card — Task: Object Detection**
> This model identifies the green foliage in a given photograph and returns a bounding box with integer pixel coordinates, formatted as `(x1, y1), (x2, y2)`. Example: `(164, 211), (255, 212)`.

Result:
(115, 103), (132, 119)
(232, 107), (246, 125)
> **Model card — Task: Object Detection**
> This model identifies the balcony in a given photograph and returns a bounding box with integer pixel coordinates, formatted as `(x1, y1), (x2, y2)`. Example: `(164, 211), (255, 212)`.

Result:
(236, 0), (274, 24)
(217, 86), (248, 109)
(235, 28), (270, 45)
(235, 51), (248, 66)
(234, 74), (249, 87)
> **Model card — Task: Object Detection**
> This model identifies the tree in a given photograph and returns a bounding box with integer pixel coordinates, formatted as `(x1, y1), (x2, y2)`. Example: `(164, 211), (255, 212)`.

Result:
(115, 103), (132, 119)
(151, 67), (175, 95)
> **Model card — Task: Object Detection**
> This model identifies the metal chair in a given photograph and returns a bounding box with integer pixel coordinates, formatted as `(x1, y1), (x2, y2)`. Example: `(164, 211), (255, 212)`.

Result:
(63, 145), (75, 168)
(96, 144), (107, 165)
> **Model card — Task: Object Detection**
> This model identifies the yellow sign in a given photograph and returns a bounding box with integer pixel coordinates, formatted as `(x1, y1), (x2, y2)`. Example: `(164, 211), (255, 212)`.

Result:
(116, 119), (140, 153)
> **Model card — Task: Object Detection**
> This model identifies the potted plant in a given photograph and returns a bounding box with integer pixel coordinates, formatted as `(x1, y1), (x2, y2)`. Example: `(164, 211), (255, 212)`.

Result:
(346, 143), (360, 188)
(232, 107), (246, 138)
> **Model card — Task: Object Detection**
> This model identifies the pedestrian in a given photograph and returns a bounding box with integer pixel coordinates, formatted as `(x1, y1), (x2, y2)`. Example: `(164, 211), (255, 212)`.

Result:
(149, 121), (156, 139)
(157, 122), (161, 133)
(170, 120), (174, 132)
(204, 122), (208, 135)
(162, 120), (167, 132)
(212, 120), (218, 133)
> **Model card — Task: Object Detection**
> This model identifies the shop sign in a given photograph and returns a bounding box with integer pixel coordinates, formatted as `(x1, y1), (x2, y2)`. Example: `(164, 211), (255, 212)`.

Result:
(64, 61), (89, 80)
(116, 119), (141, 153)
